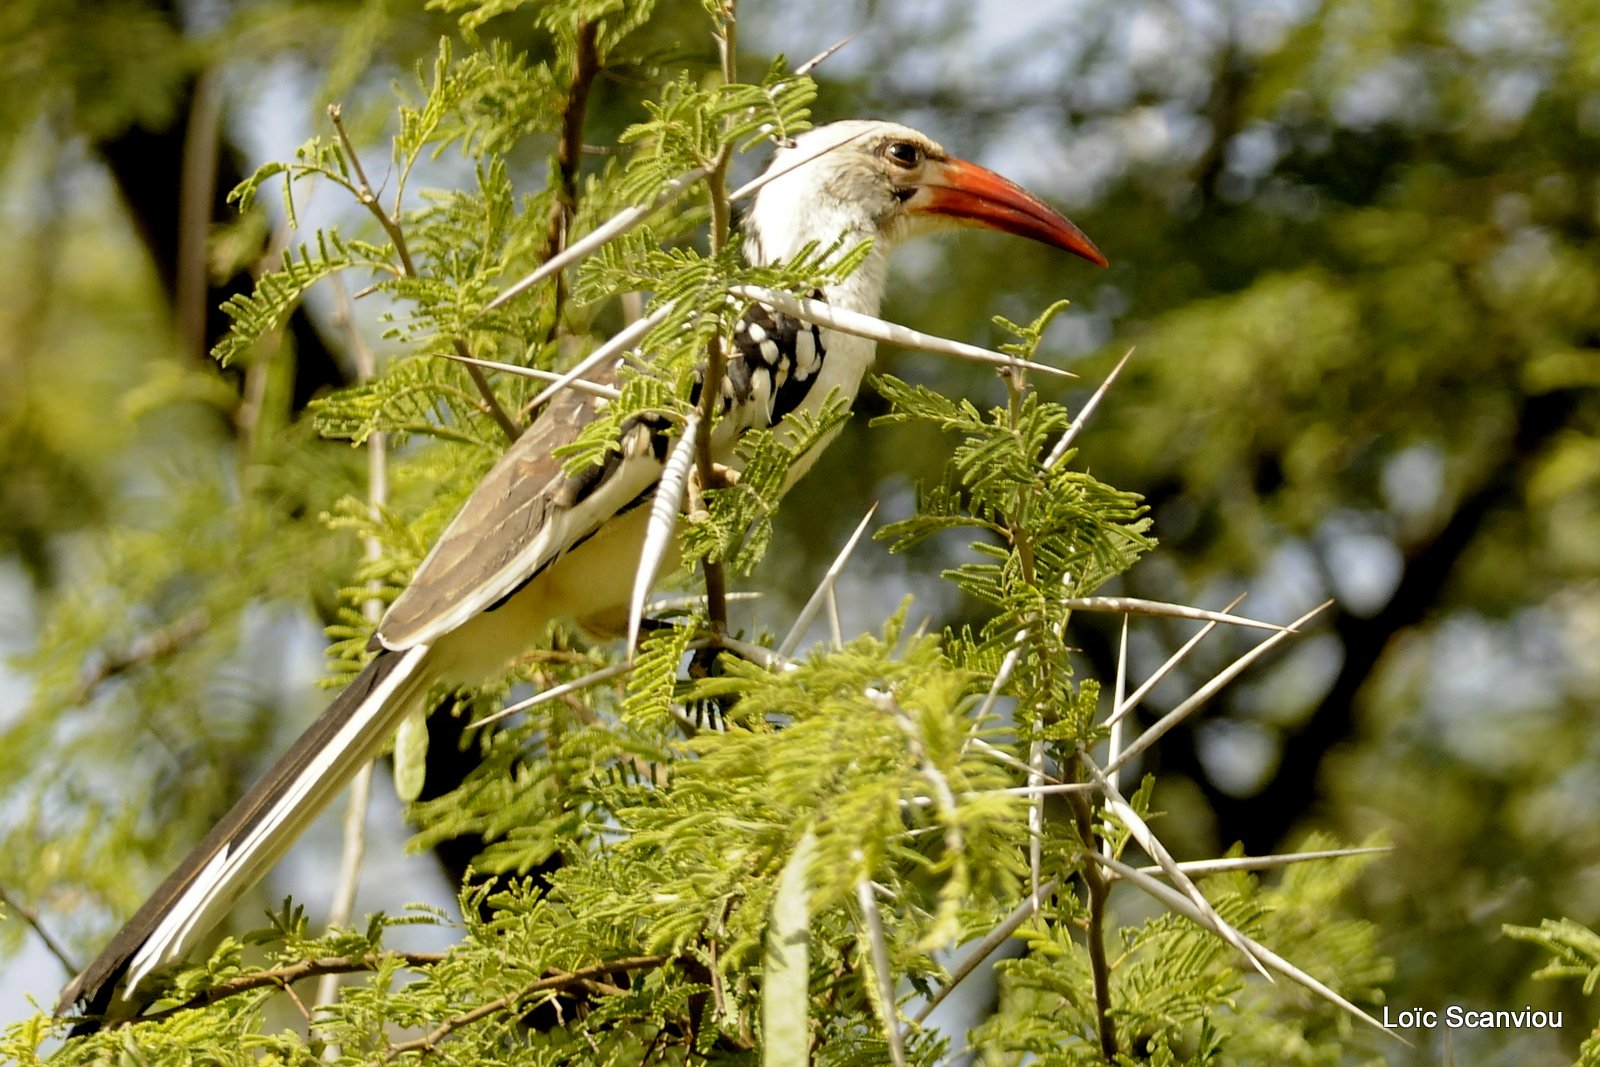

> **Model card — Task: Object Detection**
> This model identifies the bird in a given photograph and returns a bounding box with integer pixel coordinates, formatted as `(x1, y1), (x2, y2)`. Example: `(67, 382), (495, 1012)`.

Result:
(58, 119), (1106, 1025)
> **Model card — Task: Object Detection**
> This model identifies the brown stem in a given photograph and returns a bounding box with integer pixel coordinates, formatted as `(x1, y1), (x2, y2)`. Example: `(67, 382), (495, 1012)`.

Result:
(113, 952), (446, 1027)
(326, 104), (521, 443)
(1067, 790), (1118, 1061)
(383, 955), (667, 1057)
(540, 20), (601, 339)
(0, 884), (78, 976)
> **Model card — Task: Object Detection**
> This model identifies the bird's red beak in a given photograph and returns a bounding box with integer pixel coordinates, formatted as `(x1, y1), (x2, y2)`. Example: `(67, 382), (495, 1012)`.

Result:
(913, 158), (1108, 267)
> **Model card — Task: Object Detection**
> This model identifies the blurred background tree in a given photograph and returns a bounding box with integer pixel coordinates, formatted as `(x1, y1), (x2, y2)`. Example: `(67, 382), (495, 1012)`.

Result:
(2, 0), (1597, 1063)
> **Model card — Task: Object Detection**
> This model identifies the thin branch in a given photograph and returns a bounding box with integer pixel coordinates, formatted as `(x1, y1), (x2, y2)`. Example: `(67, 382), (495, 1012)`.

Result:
(1066, 787), (1119, 1061)
(327, 104), (519, 443)
(70, 609), (211, 707)
(539, 19), (602, 336)
(384, 955), (667, 1057)
(124, 952), (446, 1026)
(0, 884), (78, 976)
(175, 66), (222, 365)
(694, 12), (740, 640)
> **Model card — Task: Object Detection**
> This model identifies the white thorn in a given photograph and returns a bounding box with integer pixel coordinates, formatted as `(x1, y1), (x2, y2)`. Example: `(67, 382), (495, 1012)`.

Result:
(628, 412), (701, 655)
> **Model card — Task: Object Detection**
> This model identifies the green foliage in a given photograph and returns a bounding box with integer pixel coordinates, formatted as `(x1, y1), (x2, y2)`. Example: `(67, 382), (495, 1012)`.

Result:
(1506, 919), (1600, 1067)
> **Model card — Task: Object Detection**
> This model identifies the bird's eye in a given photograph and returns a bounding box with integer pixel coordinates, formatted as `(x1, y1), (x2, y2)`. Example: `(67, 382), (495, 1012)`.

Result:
(884, 142), (922, 169)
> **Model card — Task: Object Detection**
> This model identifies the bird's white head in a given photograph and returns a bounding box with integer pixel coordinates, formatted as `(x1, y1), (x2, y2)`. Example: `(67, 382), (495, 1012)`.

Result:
(743, 119), (1106, 314)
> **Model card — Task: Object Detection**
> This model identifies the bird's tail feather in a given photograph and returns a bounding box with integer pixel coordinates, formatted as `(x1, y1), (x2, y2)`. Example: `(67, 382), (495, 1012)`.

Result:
(59, 643), (434, 1025)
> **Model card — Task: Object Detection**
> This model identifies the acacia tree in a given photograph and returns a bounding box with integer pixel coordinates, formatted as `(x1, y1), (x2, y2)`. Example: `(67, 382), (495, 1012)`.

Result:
(4, 2), (1398, 1063)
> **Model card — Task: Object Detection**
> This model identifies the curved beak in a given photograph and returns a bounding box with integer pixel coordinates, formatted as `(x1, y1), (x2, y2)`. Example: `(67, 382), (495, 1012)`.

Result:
(911, 157), (1108, 267)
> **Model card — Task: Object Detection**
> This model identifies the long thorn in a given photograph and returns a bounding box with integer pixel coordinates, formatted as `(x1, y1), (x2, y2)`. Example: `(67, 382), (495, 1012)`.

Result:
(1083, 753), (1273, 981)
(1091, 852), (1406, 1044)
(794, 35), (854, 75)
(730, 286), (1075, 379)
(776, 503), (878, 658)
(1106, 601), (1332, 776)
(436, 351), (620, 398)
(913, 878), (1060, 1024)
(1062, 595), (1287, 632)
(526, 306), (669, 413)
(856, 874), (907, 1067)
(482, 167), (711, 316)
(1045, 347), (1133, 468)
(1103, 594), (1249, 731)
(1132, 846), (1393, 879)
(628, 412), (701, 654)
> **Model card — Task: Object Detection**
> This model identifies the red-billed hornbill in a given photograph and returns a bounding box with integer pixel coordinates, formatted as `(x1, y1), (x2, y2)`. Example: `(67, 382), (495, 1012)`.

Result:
(59, 120), (1105, 1024)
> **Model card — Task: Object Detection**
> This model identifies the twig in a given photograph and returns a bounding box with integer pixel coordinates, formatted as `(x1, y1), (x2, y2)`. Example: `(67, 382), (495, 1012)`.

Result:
(0, 884), (77, 976)
(693, 7), (741, 640)
(539, 20), (602, 336)
(327, 104), (520, 443)
(175, 66), (222, 365)
(1066, 786), (1119, 1061)
(383, 955), (666, 1057)
(120, 952), (446, 1026)
(71, 610), (211, 707)
(315, 274), (389, 1039)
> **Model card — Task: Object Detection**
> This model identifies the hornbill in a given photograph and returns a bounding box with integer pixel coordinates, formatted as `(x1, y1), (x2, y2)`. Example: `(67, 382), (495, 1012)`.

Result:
(59, 119), (1106, 1025)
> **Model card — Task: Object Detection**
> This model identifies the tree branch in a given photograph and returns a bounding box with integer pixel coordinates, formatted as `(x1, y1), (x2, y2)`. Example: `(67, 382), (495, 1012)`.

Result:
(326, 104), (520, 443)
(0, 884), (78, 976)
(539, 20), (601, 339)
(383, 955), (667, 1057)
(123, 952), (447, 1026)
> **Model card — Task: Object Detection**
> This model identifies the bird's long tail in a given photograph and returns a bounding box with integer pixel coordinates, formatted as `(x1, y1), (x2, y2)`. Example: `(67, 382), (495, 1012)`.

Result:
(59, 643), (434, 1026)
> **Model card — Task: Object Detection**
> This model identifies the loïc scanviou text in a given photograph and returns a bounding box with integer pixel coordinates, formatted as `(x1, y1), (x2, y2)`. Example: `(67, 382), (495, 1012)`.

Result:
(1382, 1006), (1563, 1030)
